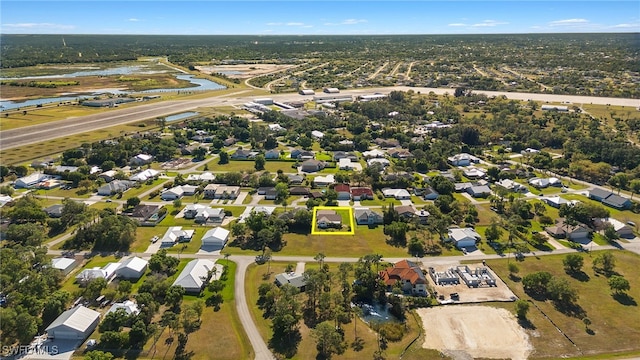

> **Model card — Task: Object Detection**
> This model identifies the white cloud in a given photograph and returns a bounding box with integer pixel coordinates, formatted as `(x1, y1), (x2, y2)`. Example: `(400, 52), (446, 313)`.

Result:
(266, 22), (283, 26)
(128, 18), (141, 22)
(472, 20), (508, 27)
(2, 22), (75, 30)
(325, 19), (367, 26)
(549, 18), (589, 26)
(611, 23), (640, 29)
(448, 23), (467, 27)
(286, 22), (304, 26)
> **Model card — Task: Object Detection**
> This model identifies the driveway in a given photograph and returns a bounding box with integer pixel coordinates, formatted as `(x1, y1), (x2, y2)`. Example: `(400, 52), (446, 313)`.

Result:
(233, 192), (248, 205)
(400, 199), (413, 206)
(22, 338), (79, 360)
(238, 206), (254, 223)
(233, 256), (276, 360)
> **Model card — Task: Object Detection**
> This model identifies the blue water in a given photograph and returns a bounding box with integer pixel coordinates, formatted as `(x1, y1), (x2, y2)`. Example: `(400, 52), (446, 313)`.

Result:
(166, 111), (199, 122)
(1, 73), (225, 111)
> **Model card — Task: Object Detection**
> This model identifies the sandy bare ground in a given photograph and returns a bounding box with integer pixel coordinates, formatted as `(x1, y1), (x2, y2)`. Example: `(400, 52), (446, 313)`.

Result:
(417, 306), (533, 360)
(196, 64), (295, 78)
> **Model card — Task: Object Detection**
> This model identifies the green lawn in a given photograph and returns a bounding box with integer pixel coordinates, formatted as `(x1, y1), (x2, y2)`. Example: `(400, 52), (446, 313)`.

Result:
(486, 250), (640, 358)
(203, 160), (297, 173)
(359, 197), (401, 206)
(165, 228), (207, 254)
(122, 179), (169, 199)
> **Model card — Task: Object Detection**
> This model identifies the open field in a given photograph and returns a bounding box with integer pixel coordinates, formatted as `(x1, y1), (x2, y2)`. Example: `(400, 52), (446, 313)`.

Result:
(196, 64), (297, 79)
(486, 250), (640, 358)
(417, 305), (532, 360)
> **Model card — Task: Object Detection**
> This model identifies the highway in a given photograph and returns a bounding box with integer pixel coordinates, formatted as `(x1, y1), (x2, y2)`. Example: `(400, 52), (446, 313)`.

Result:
(2, 86), (639, 151)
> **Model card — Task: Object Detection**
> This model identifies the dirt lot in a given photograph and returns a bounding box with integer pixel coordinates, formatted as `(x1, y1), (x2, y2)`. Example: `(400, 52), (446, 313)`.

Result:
(196, 64), (295, 79)
(428, 263), (517, 303)
(416, 306), (533, 360)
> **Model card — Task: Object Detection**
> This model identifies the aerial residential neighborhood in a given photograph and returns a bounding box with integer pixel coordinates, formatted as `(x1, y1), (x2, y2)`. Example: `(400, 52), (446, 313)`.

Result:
(1, 2), (640, 360)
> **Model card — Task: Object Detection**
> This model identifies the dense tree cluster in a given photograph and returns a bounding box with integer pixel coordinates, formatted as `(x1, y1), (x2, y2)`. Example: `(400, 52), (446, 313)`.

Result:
(63, 213), (137, 251)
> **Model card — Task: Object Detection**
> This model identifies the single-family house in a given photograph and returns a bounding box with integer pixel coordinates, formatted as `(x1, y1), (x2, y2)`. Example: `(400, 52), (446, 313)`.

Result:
(45, 306), (100, 340)
(181, 185), (198, 196)
(115, 257), (148, 280)
(186, 172), (216, 183)
(172, 259), (219, 294)
(313, 174), (335, 187)
(258, 187), (275, 195)
(354, 208), (383, 225)
(382, 188), (411, 200)
(463, 167), (487, 179)
(161, 186), (185, 201)
(545, 219), (591, 241)
(415, 209), (430, 224)
(496, 179), (527, 192)
(414, 186), (439, 200)
(335, 184), (351, 200)
(379, 260), (428, 296)
(287, 174), (305, 184)
(316, 210), (342, 228)
(201, 227), (230, 250)
(129, 169), (159, 182)
(448, 153), (480, 167)
(99, 170), (118, 183)
(130, 204), (165, 226)
(130, 154), (153, 166)
(311, 130), (325, 139)
(291, 149), (315, 160)
(395, 205), (417, 219)
(15, 173), (51, 188)
(252, 206), (276, 216)
(265, 188), (278, 200)
(528, 177), (561, 189)
(203, 184), (240, 199)
(374, 138), (400, 148)
(160, 226), (195, 246)
(543, 196), (579, 208)
(301, 159), (324, 173)
(448, 228), (481, 249)
(223, 137), (236, 146)
(387, 148), (412, 159)
(466, 185), (491, 198)
(51, 257), (78, 275)
(588, 189), (632, 209)
(333, 151), (358, 161)
(351, 187), (374, 201)
(338, 158), (356, 170)
(366, 158), (390, 168)
(594, 218), (635, 238)
(362, 149), (385, 159)
(44, 204), (64, 218)
(289, 187), (310, 196)
(107, 300), (140, 316)
(98, 180), (132, 196)
(275, 272), (307, 291)
(196, 207), (225, 223)
(75, 264), (119, 284)
(264, 149), (280, 159)
(231, 149), (259, 160)
(268, 123), (286, 132)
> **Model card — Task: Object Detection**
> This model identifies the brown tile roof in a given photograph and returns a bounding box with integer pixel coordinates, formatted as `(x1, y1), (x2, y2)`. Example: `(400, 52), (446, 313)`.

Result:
(380, 260), (427, 286)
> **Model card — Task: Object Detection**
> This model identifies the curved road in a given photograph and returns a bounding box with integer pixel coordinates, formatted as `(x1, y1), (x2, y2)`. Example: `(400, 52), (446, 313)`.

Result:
(2, 87), (638, 151)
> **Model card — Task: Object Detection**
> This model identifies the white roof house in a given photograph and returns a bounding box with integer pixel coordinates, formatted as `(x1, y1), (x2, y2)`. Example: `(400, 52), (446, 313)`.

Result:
(313, 174), (335, 186)
(131, 153), (153, 165)
(448, 228), (481, 249)
(172, 259), (218, 293)
(161, 186), (185, 201)
(45, 305), (100, 340)
(528, 177), (561, 189)
(367, 158), (390, 167)
(252, 206), (276, 216)
(160, 226), (195, 246)
(0, 195), (13, 207)
(382, 188), (411, 199)
(107, 300), (140, 316)
(130, 169), (160, 182)
(201, 227), (230, 250)
(75, 262), (119, 284)
(311, 130), (325, 139)
(115, 257), (148, 280)
(15, 173), (50, 188)
(51, 257), (77, 275)
(268, 124), (286, 132)
(186, 172), (215, 182)
(362, 149), (386, 158)
(195, 207), (225, 223)
(448, 153), (480, 167)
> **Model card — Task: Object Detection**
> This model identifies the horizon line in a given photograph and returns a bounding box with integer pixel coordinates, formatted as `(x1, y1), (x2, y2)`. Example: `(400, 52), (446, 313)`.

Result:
(2, 31), (639, 36)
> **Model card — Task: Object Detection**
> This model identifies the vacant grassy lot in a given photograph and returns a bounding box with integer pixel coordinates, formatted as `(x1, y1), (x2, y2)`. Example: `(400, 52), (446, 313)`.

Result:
(486, 250), (640, 359)
(202, 160), (297, 173)
(245, 262), (424, 360)
(0, 105), (113, 130)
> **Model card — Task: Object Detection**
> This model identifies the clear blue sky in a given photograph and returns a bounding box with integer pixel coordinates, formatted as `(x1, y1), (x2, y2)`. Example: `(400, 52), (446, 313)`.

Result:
(1, 1), (638, 35)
